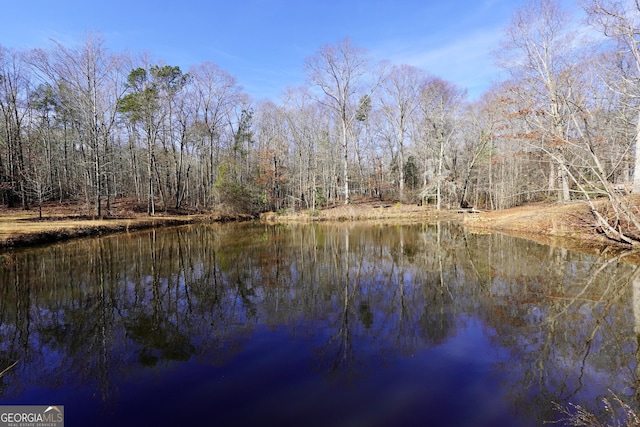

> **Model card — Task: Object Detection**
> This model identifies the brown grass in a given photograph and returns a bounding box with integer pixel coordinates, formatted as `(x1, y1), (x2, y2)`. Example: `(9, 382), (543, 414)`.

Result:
(550, 392), (640, 426)
(261, 200), (455, 223)
(0, 200), (251, 249)
(3, 197), (640, 252)
(462, 197), (640, 253)
(265, 197), (640, 255)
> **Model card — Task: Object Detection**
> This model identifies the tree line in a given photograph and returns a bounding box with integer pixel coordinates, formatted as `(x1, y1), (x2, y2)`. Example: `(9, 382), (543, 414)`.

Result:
(2, 0), (640, 242)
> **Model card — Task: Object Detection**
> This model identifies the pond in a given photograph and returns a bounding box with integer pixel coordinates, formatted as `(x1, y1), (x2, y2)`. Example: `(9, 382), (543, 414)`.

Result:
(0, 221), (638, 426)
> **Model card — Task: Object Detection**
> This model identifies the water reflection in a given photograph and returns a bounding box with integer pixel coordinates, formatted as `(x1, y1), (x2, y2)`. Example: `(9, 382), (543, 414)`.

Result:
(0, 222), (637, 426)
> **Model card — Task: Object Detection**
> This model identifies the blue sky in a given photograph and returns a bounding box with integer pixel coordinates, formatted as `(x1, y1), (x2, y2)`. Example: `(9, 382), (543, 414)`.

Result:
(2, 0), (580, 101)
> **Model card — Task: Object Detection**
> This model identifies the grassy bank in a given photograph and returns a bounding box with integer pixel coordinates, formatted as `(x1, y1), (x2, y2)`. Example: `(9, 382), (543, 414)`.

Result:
(264, 198), (640, 258)
(0, 201), (252, 249)
(2, 198), (638, 254)
(461, 199), (638, 252)
(260, 201), (455, 223)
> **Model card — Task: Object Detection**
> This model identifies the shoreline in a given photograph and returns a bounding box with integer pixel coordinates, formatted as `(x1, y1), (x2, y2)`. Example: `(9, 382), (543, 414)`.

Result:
(0, 200), (636, 259)
(0, 210), (253, 250)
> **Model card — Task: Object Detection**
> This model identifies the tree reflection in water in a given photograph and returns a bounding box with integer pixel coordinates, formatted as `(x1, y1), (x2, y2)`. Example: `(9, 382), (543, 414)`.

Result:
(0, 222), (637, 426)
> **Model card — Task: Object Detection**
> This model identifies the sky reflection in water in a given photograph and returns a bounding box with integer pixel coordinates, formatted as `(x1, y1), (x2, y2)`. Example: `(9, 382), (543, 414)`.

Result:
(0, 222), (637, 426)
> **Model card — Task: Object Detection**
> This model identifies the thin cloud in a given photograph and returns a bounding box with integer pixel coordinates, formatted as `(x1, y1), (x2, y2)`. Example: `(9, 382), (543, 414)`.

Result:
(373, 28), (506, 98)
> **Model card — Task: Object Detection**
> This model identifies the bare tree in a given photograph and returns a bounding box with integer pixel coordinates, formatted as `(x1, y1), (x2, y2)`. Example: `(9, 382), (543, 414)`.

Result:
(254, 100), (290, 211)
(189, 62), (244, 208)
(117, 61), (163, 215)
(468, 83), (541, 210)
(417, 77), (466, 210)
(493, 0), (640, 244)
(0, 45), (30, 208)
(147, 65), (188, 210)
(498, 0), (575, 203)
(379, 64), (425, 201)
(283, 86), (333, 209)
(583, 0), (640, 193)
(30, 33), (126, 217)
(305, 38), (370, 204)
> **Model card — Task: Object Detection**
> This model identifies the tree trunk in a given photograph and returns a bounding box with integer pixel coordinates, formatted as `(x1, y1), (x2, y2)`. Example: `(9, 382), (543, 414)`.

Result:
(342, 117), (350, 204)
(633, 112), (640, 194)
(436, 133), (445, 210)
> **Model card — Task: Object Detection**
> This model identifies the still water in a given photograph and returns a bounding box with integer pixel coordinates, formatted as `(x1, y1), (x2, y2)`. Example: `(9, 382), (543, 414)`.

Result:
(0, 222), (638, 426)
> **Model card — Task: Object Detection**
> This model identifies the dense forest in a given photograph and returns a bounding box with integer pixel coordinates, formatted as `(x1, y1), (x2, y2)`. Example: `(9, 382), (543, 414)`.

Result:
(2, 0), (640, 242)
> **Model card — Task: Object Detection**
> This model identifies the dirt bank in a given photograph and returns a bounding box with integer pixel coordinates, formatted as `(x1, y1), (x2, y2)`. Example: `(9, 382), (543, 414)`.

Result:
(463, 201), (591, 237)
(461, 199), (640, 256)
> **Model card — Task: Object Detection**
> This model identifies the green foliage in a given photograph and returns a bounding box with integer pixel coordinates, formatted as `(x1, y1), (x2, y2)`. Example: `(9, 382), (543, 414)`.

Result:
(315, 188), (327, 207)
(404, 155), (420, 190)
(217, 180), (250, 206)
(118, 65), (188, 123)
(126, 67), (148, 91)
(117, 67), (160, 122)
(233, 108), (254, 153)
(117, 91), (155, 122)
(356, 94), (372, 122)
(150, 65), (189, 93)
(260, 191), (269, 206)
(214, 161), (264, 215)
(30, 84), (58, 115)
